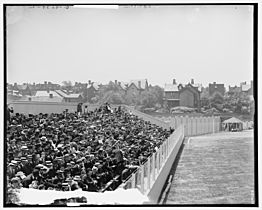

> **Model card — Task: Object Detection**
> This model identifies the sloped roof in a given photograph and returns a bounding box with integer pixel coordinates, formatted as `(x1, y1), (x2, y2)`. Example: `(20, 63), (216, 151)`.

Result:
(118, 81), (128, 90)
(164, 84), (179, 92)
(223, 117), (243, 123)
(129, 79), (147, 89)
(55, 90), (81, 98)
(191, 83), (202, 92)
(87, 82), (100, 90)
(35, 90), (62, 97)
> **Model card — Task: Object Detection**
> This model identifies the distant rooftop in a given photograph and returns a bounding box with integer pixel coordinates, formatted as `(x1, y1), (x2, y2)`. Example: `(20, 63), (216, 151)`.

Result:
(164, 84), (179, 92)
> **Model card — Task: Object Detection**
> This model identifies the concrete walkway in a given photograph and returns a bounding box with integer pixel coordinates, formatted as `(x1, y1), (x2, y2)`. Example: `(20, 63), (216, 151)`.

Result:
(165, 130), (254, 204)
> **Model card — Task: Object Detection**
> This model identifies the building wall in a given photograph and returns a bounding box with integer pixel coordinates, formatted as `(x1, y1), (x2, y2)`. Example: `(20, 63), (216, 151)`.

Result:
(209, 83), (225, 96)
(179, 89), (194, 108)
(164, 91), (179, 99)
(9, 101), (78, 114)
(166, 100), (179, 108)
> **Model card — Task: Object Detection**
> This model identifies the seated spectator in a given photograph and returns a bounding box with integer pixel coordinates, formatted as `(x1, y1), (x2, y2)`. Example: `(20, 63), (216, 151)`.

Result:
(6, 103), (173, 193)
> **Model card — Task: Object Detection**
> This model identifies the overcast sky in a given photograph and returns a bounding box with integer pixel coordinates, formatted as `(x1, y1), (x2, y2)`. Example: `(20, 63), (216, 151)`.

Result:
(6, 5), (253, 88)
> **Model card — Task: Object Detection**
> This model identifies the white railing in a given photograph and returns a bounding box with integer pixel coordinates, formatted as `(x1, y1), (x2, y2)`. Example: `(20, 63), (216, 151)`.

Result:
(123, 106), (171, 130)
(167, 116), (221, 136)
(118, 115), (221, 199)
(119, 125), (184, 195)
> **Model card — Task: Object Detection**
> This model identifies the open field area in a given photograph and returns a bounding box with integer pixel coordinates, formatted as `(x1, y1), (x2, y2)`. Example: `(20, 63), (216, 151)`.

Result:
(165, 130), (255, 204)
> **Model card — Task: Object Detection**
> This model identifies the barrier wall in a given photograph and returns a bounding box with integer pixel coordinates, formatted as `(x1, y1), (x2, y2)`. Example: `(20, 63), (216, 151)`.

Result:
(9, 101), (98, 115)
(120, 125), (184, 203)
(119, 114), (221, 202)
(124, 106), (171, 130)
(169, 116), (221, 137)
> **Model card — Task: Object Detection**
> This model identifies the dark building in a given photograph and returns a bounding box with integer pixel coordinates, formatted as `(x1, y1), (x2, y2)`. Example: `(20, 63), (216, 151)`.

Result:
(208, 82), (225, 96)
(163, 79), (201, 109)
(179, 83), (200, 109)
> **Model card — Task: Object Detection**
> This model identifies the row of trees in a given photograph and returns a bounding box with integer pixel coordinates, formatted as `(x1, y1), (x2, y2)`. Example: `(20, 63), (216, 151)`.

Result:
(92, 84), (164, 109)
(62, 80), (254, 115)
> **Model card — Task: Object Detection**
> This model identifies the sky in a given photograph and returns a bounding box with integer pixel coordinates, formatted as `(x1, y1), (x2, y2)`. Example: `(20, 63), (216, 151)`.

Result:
(6, 5), (254, 88)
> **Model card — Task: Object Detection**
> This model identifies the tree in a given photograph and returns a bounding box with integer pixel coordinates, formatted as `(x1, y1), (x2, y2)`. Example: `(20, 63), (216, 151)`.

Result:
(62, 81), (73, 93)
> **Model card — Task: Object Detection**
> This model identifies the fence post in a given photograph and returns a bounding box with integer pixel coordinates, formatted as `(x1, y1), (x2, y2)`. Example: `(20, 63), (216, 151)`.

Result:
(131, 173), (136, 188)
(164, 141), (167, 159)
(156, 150), (159, 174)
(140, 164), (144, 194)
(147, 159), (151, 190)
(212, 116), (215, 133)
(152, 153), (155, 182)
(159, 145), (163, 168)
(185, 116), (188, 137)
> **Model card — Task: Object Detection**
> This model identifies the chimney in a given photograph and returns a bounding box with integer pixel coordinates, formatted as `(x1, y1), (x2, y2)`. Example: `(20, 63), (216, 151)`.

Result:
(138, 81), (141, 88)
(115, 80), (117, 85)
(191, 79), (194, 84)
(173, 79), (176, 85)
(88, 80), (91, 85)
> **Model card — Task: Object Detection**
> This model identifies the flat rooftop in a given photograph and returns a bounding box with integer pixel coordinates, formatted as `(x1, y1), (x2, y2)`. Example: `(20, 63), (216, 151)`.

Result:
(165, 130), (255, 204)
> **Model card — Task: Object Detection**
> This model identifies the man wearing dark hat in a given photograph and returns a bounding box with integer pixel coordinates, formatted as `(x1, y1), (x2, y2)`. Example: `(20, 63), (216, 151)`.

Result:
(6, 105), (14, 124)
(77, 103), (83, 117)
(20, 157), (32, 176)
(22, 168), (40, 188)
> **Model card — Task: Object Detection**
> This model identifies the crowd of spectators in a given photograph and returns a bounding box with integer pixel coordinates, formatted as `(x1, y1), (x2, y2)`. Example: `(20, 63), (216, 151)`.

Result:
(6, 103), (174, 195)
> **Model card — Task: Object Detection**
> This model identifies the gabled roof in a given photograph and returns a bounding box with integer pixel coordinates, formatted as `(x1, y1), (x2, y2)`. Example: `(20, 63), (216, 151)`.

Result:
(129, 79), (148, 90)
(118, 81), (128, 90)
(55, 90), (81, 98)
(223, 117), (243, 123)
(164, 84), (179, 92)
(87, 82), (100, 90)
(35, 90), (62, 97)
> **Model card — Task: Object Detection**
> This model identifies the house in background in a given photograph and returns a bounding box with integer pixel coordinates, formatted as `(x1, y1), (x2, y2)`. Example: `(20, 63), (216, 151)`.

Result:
(163, 79), (201, 109)
(86, 81), (101, 102)
(126, 79), (149, 97)
(13, 83), (32, 96)
(180, 81), (201, 109)
(56, 90), (83, 103)
(163, 79), (180, 108)
(228, 85), (241, 96)
(30, 90), (64, 102)
(208, 82), (225, 103)
(209, 82), (225, 96)
(240, 81), (253, 95)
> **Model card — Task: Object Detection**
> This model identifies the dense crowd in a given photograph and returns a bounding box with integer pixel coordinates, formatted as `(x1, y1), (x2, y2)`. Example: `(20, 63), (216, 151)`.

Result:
(6, 103), (173, 194)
